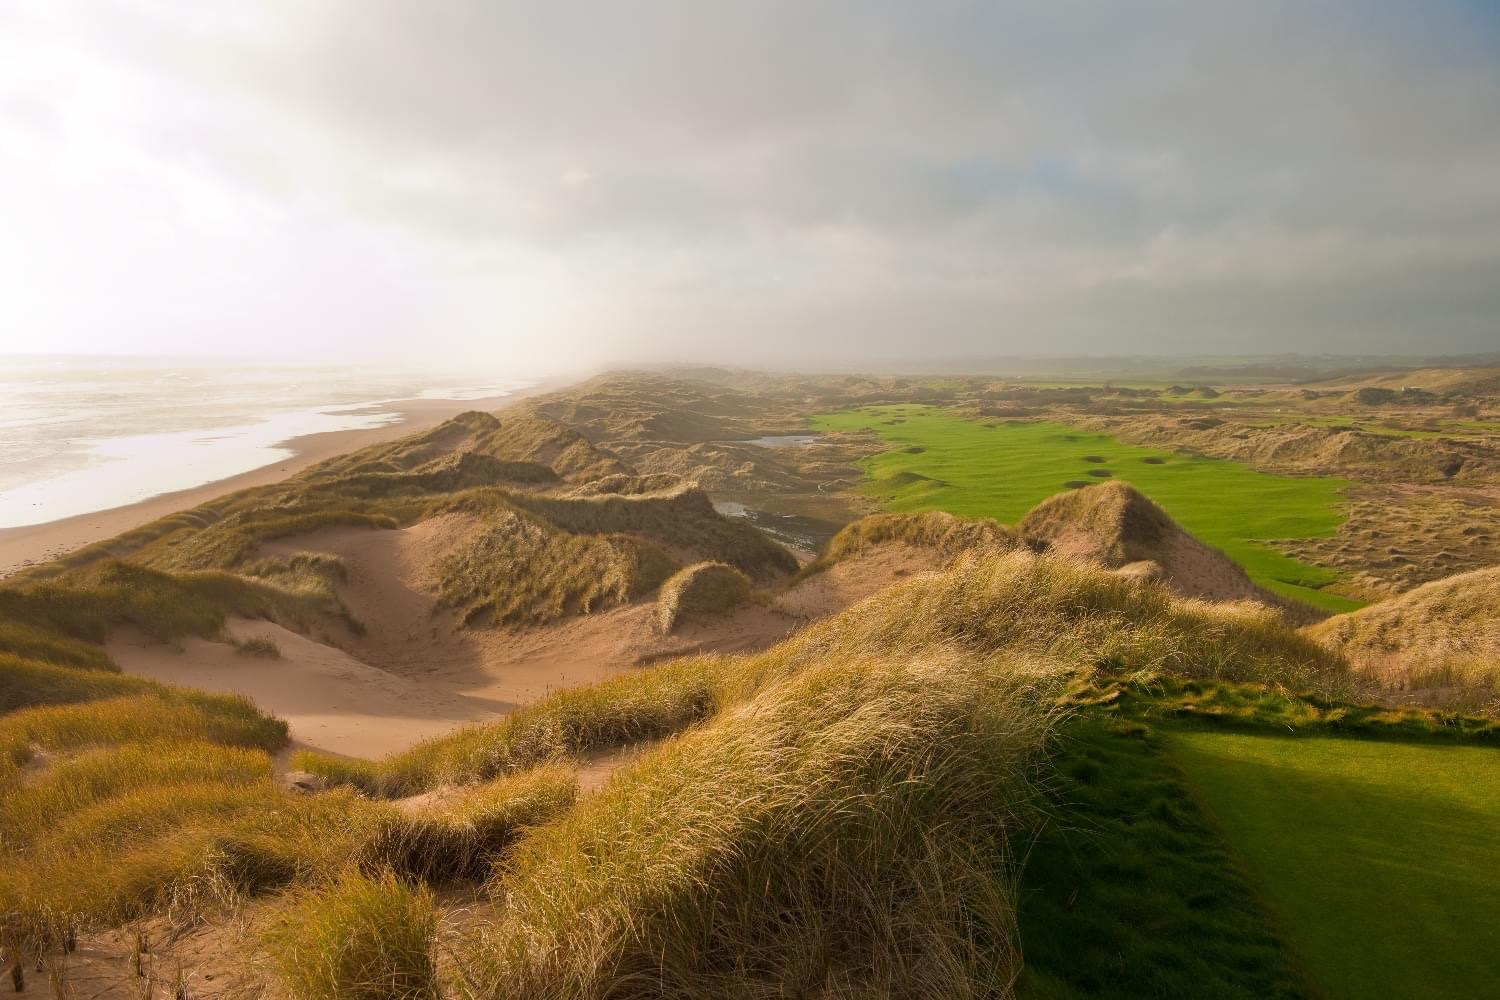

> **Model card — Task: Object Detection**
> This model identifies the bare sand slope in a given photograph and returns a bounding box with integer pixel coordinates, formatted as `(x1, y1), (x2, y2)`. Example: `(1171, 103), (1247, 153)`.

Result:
(86, 515), (795, 761)
(107, 617), (500, 759)
(262, 517), (791, 691)
(775, 542), (944, 619)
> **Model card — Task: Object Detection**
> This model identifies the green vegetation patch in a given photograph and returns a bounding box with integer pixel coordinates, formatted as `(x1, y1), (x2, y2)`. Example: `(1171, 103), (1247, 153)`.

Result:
(1018, 718), (1310, 999)
(1170, 730), (1500, 1000)
(813, 406), (1358, 611)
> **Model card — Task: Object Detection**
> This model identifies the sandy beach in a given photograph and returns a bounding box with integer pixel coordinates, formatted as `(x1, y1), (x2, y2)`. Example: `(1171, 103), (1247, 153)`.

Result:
(0, 384), (556, 578)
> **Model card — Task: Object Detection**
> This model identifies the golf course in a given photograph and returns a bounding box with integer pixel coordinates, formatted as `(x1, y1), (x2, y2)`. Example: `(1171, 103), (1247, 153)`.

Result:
(813, 405), (1360, 611)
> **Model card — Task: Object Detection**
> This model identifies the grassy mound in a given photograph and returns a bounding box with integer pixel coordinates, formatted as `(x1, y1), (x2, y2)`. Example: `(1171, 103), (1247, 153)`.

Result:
(800, 510), (1013, 577)
(653, 561), (753, 633)
(301, 550), (1349, 800)
(471, 649), (1059, 998)
(354, 764), (577, 883)
(1305, 567), (1500, 701)
(507, 484), (799, 581)
(1019, 480), (1309, 616)
(436, 507), (678, 626)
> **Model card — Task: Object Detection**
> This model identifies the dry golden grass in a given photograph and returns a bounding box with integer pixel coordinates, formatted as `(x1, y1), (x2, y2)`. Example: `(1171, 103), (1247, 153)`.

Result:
(435, 507), (678, 627)
(798, 510), (1013, 578)
(467, 648), (1059, 998)
(354, 763), (578, 883)
(263, 869), (439, 1000)
(1307, 566), (1500, 707)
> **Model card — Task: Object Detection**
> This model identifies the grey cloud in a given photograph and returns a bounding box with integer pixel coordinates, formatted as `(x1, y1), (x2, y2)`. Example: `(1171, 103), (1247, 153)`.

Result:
(6, 0), (1500, 361)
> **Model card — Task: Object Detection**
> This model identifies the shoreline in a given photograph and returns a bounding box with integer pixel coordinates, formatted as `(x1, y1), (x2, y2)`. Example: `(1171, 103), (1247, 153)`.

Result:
(0, 380), (560, 577)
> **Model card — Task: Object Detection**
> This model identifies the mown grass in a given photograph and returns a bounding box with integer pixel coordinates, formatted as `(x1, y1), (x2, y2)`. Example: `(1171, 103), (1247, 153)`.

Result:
(812, 406), (1359, 611)
(1017, 717), (1311, 999)
(1171, 730), (1500, 999)
(264, 869), (439, 1000)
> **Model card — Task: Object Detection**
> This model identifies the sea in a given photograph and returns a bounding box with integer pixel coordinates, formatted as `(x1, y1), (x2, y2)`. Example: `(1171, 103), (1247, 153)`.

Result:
(0, 355), (530, 529)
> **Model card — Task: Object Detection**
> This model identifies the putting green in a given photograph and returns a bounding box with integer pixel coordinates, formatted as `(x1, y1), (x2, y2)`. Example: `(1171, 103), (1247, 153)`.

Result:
(812, 406), (1358, 611)
(1170, 731), (1500, 1000)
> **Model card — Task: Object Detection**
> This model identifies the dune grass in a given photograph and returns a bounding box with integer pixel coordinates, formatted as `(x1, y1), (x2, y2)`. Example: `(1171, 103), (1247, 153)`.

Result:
(263, 869), (438, 1000)
(436, 508), (678, 626)
(294, 655), (728, 796)
(468, 648), (1061, 998)
(303, 551), (1350, 805)
(353, 763), (578, 883)
(653, 561), (753, 632)
(798, 509), (1013, 578)
(813, 406), (1358, 612)
(1017, 717), (1310, 999)
(1171, 731), (1500, 999)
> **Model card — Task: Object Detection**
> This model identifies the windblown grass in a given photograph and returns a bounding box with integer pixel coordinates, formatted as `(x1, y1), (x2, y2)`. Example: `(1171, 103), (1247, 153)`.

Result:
(0, 691), (287, 765)
(436, 508), (677, 626)
(0, 559), (344, 645)
(0, 622), (114, 671)
(354, 763), (578, 883)
(469, 648), (1060, 998)
(1306, 567), (1500, 708)
(264, 869), (438, 1000)
(295, 656), (727, 796)
(508, 484), (800, 580)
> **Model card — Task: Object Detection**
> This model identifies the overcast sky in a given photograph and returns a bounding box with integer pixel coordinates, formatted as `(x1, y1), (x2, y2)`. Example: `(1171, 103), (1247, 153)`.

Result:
(2, 1), (1497, 371)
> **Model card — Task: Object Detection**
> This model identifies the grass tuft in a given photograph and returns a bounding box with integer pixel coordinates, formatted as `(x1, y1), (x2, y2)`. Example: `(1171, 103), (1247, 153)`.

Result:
(263, 869), (438, 1000)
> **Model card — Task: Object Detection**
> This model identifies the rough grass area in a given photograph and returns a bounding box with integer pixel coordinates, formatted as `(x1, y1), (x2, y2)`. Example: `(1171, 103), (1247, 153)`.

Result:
(264, 869), (438, 1000)
(436, 507), (678, 626)
(1171, 731), (1500, 999)
(354, 763), (578, 883)
(812, 406), (1358, 612)
(798, 509), (1013, 577)
(0, 559), (345, 645)
(1304, 566), (1500, 708)
(653, 561), (753, 633)
(1017, 717), (1311, 999)
(1118, 676), (1500, 741)
(469, 650), (1060, 998)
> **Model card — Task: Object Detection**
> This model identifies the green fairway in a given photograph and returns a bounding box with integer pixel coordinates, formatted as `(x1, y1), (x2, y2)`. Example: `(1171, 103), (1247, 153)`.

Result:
(811, 406), (1359, 611)
(1170, 731), (1500, 1000)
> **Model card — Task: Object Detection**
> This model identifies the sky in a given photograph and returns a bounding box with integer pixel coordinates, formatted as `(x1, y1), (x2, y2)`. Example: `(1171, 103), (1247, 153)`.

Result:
(1, 1), (1497, 372)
